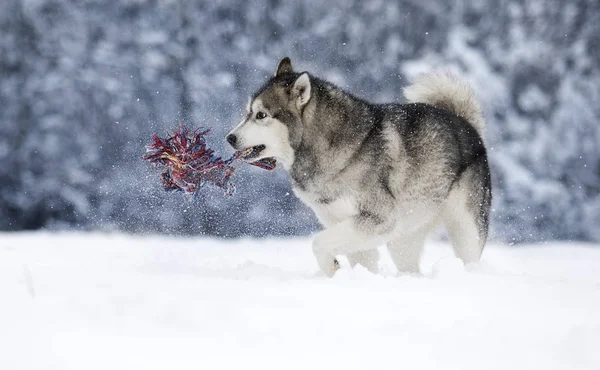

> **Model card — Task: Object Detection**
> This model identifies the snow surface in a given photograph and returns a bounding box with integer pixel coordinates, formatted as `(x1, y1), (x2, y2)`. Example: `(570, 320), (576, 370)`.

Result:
(1, 232), (599, 370)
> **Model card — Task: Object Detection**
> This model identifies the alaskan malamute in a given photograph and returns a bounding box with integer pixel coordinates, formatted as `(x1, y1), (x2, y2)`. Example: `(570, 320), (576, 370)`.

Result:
(227, 57), (491, 277)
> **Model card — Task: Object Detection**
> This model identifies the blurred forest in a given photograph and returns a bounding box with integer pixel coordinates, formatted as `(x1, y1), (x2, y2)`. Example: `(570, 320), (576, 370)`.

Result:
(1, 0), (599, 242)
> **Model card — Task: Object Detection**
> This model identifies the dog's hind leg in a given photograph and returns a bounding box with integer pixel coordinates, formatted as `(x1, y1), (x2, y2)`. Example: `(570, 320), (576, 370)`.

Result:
(346, 249), (380, 274)
(442, 166), (491, 265)
(443, 206), (483, 264)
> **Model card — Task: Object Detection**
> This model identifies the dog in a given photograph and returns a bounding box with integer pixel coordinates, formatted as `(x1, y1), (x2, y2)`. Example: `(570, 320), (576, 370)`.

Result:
(227, 57), (491, 277)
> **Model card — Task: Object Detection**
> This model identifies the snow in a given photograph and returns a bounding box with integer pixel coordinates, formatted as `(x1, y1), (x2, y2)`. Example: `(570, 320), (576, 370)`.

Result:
(1, 232), (599, 370)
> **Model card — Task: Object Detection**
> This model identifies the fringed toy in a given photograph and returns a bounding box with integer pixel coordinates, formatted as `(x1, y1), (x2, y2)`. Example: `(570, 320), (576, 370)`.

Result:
(143, 125), (276, 197)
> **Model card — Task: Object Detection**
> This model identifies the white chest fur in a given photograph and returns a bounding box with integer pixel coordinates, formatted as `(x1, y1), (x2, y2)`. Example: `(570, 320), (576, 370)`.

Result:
(293, 187), (357, 227)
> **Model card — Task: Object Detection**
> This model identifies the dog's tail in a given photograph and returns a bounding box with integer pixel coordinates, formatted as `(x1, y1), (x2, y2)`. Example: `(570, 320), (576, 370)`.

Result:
(404, 71), (485, 138)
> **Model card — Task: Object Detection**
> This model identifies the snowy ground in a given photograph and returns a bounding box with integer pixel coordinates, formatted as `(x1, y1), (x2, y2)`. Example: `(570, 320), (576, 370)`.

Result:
(1, 232), (599, 370)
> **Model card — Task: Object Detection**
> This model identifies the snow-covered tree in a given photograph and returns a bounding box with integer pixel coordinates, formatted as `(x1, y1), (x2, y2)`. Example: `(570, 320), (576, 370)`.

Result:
(0, 0), (598, 242)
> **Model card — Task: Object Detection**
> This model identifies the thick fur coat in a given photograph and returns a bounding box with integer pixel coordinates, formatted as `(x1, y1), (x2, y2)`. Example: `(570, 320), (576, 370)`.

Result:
(227, 58), (491, 276)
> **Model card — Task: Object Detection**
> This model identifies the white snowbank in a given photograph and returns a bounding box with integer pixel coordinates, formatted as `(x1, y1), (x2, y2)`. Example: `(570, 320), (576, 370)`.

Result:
(1, 232), (599, 370)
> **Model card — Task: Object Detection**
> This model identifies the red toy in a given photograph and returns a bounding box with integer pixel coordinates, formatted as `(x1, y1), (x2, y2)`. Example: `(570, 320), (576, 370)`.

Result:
(143, 125), (276, 197)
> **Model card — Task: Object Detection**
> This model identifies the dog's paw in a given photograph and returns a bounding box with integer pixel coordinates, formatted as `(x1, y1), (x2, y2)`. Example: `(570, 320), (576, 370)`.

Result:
(312, 239), (339, 278)
(312, 258), (340, 278)
(314, 252), (339, 278)
(321, 257), (340, 278)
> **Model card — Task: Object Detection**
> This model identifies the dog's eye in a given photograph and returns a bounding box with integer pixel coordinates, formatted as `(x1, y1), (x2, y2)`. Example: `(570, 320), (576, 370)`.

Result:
(255, 111), (267, 120)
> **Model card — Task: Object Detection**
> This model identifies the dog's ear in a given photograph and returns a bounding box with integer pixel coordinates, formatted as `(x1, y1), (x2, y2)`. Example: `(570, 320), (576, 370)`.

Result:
(292, 72), (311, 108)
(275, 57), (293, 76)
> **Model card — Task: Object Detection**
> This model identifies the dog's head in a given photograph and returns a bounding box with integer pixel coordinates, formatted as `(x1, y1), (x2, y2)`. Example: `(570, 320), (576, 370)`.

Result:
(226, 57), (311, 169)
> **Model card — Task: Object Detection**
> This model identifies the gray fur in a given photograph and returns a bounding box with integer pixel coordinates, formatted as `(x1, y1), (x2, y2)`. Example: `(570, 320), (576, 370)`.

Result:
(228, 58), (492, 276)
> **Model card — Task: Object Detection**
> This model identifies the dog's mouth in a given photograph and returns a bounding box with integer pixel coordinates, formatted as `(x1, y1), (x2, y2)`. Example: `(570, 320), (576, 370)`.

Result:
(240, 144), (266, 160)
(236, 144), (277, 171)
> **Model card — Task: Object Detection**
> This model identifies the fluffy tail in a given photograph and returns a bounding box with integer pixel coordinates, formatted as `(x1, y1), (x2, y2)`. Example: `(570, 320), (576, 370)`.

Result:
(404, 71), (485, 138)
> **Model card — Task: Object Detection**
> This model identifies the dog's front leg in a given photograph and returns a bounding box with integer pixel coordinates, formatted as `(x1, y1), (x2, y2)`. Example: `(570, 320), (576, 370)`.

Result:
(312, 212), (393, 277)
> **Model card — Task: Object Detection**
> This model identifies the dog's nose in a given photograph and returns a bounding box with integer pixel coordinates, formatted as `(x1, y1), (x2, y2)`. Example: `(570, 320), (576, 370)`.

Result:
(226, 134), (237, 147)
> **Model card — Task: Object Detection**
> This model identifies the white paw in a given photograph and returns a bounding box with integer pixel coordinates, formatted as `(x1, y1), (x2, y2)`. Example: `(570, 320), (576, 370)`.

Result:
(314, 251), (339, 278)
(312, 236), (339, 278)
(311, 258), (340, 278)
